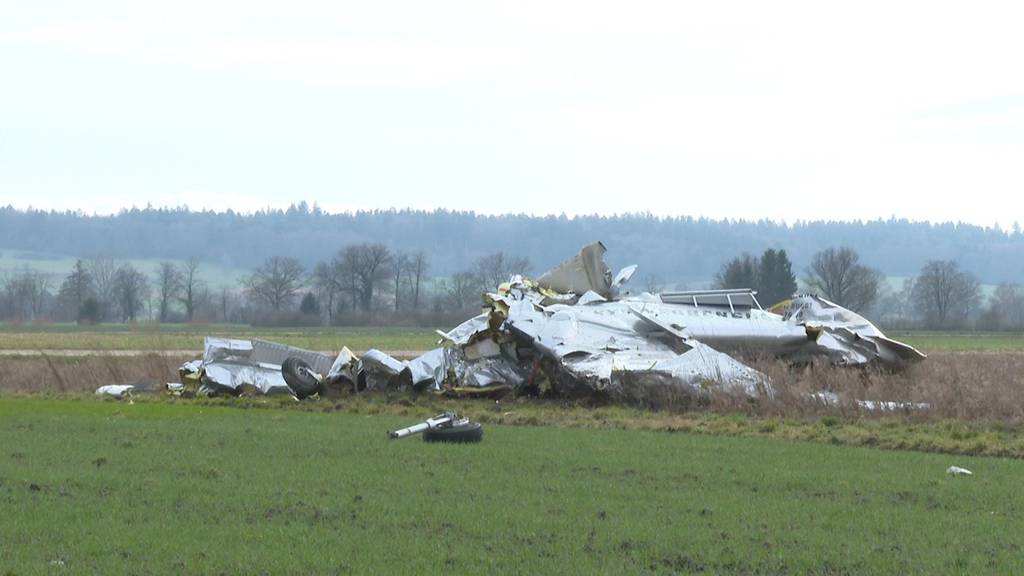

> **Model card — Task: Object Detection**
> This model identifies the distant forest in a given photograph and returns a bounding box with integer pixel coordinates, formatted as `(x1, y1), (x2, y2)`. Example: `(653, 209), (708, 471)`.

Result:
(2, 205), (1024, 285)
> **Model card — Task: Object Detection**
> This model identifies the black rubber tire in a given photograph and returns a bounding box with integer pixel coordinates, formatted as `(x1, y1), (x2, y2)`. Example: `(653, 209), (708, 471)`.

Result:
(422, 421), (483, 443)
(281, 357), (322, 399)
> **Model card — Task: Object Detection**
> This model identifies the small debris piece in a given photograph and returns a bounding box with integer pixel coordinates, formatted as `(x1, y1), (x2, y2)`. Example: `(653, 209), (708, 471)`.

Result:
(95, 385), (134, 399)
(946, 466), (973, 476)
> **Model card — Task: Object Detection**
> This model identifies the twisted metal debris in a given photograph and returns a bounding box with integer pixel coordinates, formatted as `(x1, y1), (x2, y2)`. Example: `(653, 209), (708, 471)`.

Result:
(180, 242), (925, 402)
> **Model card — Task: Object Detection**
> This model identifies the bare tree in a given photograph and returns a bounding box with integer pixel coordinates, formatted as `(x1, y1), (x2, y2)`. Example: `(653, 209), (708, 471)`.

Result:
(803, 247), (883, 312)
(58, 260), (93, 316)
(446, 270), (482, 309)
(89, 256), (118, 320)
(0, 273), (24, 320)
(406, 251), (429, 308)
(178, 258), (205, 321)
(245, 256), (306, 311)
(313, 260), (344, 324)
(472, 252), (531, 290)
(1, 271), (52, 321)
(980, 283), (1024, 330)
(217, 287), (242, 323)
(992, 283), (1024, 329)
(112, 264), (150, 322)
(27, 272), (51, 320)
(391, 251), (409, 311)
(339, 243), (392, 312)
(193, 286), (214, 321)
(911, 260), (981, 329)
(154, 262), (183, 322)
(876, 278), (915, 327)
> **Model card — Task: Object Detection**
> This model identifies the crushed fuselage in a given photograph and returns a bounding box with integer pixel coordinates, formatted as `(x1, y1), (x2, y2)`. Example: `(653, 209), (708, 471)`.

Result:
(179, 242), (924, 403)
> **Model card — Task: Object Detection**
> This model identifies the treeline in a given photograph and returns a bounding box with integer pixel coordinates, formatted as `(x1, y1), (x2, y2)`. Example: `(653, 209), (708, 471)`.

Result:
(716, 247), (1024, 331)
(4, 241), (1024, 331)
(3, 205), (1024, 284)
(0, 245), (533, 328)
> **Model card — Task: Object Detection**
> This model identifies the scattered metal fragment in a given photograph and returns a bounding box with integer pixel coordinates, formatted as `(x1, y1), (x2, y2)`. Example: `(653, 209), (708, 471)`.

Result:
(947, 466), (973, 476)
(811, 391), (930, 412)
(95, 384), (135, 399)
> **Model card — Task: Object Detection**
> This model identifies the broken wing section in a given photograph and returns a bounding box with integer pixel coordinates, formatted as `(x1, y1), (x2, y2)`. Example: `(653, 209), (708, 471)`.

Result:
(786, 295), (926, 368)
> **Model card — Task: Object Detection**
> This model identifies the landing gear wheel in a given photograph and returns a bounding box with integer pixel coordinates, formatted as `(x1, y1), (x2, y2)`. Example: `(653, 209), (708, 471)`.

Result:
(282, 357), (322, 399)
(423, 421), (483, 443)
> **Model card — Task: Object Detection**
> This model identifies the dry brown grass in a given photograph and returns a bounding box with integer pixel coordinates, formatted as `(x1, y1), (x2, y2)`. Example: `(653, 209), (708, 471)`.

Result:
(0, 354), (191, 394)
(702, 351), (1024, 425)
(4, 351), (1024, 427)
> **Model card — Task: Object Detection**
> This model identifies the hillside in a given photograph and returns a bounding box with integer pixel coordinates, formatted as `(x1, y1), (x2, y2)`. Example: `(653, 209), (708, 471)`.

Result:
(2, 206), (1022, 284)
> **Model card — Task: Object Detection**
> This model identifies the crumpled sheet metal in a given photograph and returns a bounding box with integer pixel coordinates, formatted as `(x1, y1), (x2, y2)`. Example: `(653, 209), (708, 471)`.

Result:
(405, 347), (449, 390)
(202, 363), (293, 395)
(198, 337), (333, 395)
(401, 346), (527, 394)
(536, 241), (613, 297)
(502, 290), (770, 399)
(358, 348), (410, 390)
(177, 242), (923, 404)
(438, 314), (491, 347)
(786, 295), (927, 367)
(326, 346), (359, 385)
(448, 242), (923, 400)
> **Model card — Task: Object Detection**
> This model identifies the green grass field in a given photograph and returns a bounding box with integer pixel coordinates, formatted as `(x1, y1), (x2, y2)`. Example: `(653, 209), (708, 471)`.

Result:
(1, 398), (1021, 574)
(888, 331), (1024, 351)
(0, 324), (440, 352)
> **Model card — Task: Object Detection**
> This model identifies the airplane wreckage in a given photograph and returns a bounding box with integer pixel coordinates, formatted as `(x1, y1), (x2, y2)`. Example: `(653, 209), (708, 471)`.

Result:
(173, 242), (926, 404)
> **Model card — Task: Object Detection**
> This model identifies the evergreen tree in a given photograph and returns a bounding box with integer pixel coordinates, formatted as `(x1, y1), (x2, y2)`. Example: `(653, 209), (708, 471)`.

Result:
(757, 249), (798, 306)
(715, 254), (759, 290)
(300, 292), (320, 316)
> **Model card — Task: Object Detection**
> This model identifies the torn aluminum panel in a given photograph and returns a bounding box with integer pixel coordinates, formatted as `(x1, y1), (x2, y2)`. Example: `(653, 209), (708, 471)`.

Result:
(785, 295), (927, 367)
(464, 338), (501, 360)
(577, 290), (607, 305)
(198, 337), (333, 396)
(446, 352), (528, 395)
(358, 349), (409, 390)
(438, 314), (491, 347)
(326, 346), (359, 386)
(179, 359), (203, 375)
(405, 347), (449, 391)
(536, 241), (614, 298)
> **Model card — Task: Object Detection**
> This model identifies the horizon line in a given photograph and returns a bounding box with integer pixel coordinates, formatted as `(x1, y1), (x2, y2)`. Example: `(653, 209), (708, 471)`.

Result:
(2, 203), (1019, 232)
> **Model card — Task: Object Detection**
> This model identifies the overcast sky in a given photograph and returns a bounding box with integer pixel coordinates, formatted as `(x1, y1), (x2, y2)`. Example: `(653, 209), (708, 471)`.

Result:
(2, 1), (1022, 226)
